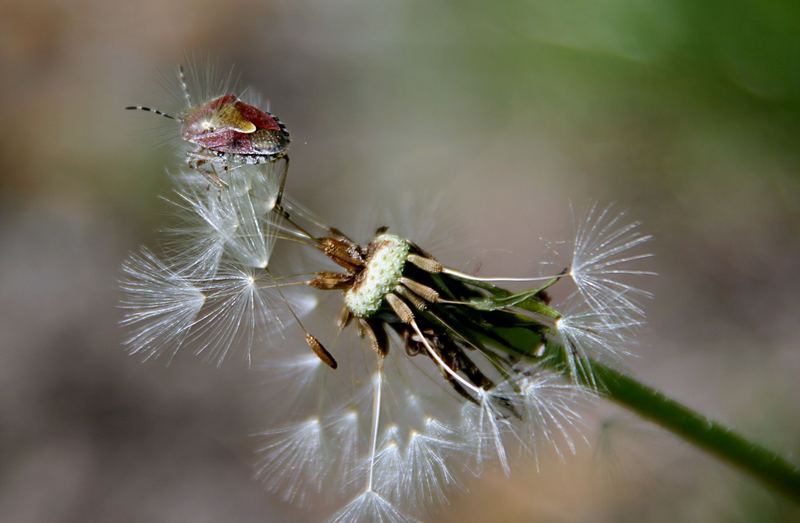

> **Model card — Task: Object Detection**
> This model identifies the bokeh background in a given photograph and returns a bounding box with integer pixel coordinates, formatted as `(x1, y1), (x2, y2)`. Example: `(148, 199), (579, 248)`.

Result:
(2, 1), (800, 521)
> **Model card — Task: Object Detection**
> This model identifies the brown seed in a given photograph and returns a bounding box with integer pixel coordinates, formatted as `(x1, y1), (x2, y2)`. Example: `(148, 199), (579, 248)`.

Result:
(400, 277), (439, 302)
(386, 293), (414, 324)
(395, 285), (427, 311)
(308, 272), (353, 290)
(306, 334), (338, 369)
(338, 306), (353, 329)
(407, 254), (443, 273)
(359, 319), (389, 357)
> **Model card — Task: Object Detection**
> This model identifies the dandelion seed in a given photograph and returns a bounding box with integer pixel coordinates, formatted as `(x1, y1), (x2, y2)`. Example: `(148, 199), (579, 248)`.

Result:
(120, 249), (298, 365)
(255, 417), (327, 506)
(402, 419), (461, 506)
(510, 367), (589, 460)
(554, 298), (643, 385)
(569, 203), (654, 322)
(119, 249), (205, 361)
(370, 429), (405, 501)
(254, 354), (326, 415)
(328, 409), (362, 493)
(460, 391), (514, 475)
(329, 490), (419, 523)
(188, 264), (292, 366)
(163, 169), (281, 276)
(160, 188), (230, 278)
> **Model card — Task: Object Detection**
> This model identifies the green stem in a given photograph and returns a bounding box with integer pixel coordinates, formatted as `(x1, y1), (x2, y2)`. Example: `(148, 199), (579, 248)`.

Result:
(482, 326), (800, 501)
(589, 361), (800, 501)
(439, 275), (800, 500)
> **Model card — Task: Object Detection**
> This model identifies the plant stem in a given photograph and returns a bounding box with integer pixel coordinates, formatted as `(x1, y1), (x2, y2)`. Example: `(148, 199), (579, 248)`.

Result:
(588, 360), (800, 501)
(438, 275), (800, 501)
(481, 325), (800, 501)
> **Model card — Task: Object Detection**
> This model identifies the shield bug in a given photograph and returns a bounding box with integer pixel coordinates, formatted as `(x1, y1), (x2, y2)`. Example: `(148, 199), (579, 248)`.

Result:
(126, 66), (291, 197)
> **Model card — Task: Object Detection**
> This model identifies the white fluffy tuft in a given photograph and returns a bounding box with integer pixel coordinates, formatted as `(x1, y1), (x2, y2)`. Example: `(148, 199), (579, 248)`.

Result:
(329, 490), (419, 523)
(569, 203), (654, 323)
(119, 249), (205, 362)
(162, 167), (282, 277)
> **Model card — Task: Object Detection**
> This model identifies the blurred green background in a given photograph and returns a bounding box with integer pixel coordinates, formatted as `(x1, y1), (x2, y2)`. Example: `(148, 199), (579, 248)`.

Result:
(2, 1), (800, 521)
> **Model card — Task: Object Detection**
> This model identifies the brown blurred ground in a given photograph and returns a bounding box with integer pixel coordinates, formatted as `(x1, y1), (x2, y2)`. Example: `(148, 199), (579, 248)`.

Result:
(1, 1), (799, 522)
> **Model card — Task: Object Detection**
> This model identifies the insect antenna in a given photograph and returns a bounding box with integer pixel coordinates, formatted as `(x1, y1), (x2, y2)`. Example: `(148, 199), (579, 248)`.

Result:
(178, 65), (193, 107)
(125, 106), (176, 120)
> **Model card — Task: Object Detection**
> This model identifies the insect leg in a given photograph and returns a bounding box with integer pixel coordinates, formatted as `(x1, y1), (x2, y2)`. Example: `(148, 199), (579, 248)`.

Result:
(275, 155), (290, 208)
(186, 150), (228, 189)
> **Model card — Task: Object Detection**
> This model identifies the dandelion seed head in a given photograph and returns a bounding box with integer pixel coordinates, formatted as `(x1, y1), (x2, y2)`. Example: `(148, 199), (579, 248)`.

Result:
(123, 192), (617, 520)
(345, 234), (410, 317)
(257, 283), (600, 518)
(122, 77), (652, 522)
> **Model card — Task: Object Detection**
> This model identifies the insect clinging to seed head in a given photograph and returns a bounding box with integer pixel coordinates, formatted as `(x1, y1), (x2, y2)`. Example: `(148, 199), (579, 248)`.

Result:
(126, 66), (291, 195)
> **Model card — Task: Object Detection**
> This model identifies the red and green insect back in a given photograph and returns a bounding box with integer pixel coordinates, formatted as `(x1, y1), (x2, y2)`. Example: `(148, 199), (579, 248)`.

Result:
(182, 94), (290, 161)
(126, 67), (291, 189)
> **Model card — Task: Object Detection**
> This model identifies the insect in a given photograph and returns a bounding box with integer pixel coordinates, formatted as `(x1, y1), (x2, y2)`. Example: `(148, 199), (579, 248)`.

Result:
(126, 67), (291, 198)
